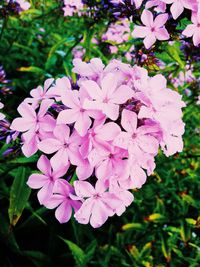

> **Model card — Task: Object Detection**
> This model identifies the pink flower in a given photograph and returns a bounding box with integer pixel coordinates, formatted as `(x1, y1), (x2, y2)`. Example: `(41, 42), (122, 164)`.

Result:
(74, 180), (122, 228)
(132, 10), (169, 49)
(114, 109), (159, 155)
(10, 100), (55, 157)
(17, 0), (31, 10)
(27, 155), (68, 204)
(162, 0), (197, 19)
(57, 87), (101, 136)
(72, 58), (104, 79)
(38, 124), (81, 170)
(79, 119), (121, 159)
(0, 102), (5, 120)
(88, 146), (128, 180)
(44, 179), (81, 223)
(82, 73), (134, 120)
(182, 13), (200, 46)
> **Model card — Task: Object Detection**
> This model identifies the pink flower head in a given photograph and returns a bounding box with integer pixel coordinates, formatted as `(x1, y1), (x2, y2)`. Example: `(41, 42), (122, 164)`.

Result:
(13, 58), (185, 227)
(182, 12), (200, 46)
(44, 179), (81, 223)
(27, 155), (68, 204)
(74, 180), (122, 228)
(132, 10), (169, 49)
(82, 73), (134, 120)
(162, 0), (197, 19)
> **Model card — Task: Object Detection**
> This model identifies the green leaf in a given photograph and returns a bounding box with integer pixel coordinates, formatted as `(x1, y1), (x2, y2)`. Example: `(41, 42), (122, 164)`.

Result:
(166, 44), (185, 69)
(121, 223), (144, 231)
(18, 66), (45, 74)
(59, 237), (86, 267)
(8, 167), (31, 226)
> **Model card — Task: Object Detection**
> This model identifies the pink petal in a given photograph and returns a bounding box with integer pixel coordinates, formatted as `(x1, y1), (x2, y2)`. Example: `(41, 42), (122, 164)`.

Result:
(74, 198), (94, 224)
(53, 179), (71, 196)
(38, 138), (62, 154)
(53, 124), (70, 143)
(101, 73), (118, 98)
(130, 165), (147, 189)
(21, 134), (38, 157)
(37, 155), (51, 175)
(90, 200), (109, 228)
(103, 103), (119, 120)
(170, 1), (184, 20)
(27, 174), (49, 189)
(113, 132), (129, 149)
(81, 80), (102, 100)
(96, 122), (121, 141)
(143, 34), (156, 49)
(75, 113), (91, 137)
(57, 109), (79, 124)
(137, 135), (159, 154)
(121, 109), (137, 133)
(50, 149), (69, 170)
(141, 9), (154, 27)
(74, 181), (95, 198)
(17, 101), (36, 119)
(43, 195), (64, 209)
(193, 29), (200, 46)
(150, 74), (167, 90)
(154, 13), (168, 28)
(132, 26), (149, 38)
(38, 99), (54, 117)
(10, 118), (35, 132)
(37, 182), (54, 204)
(155, 27), (170, 40)
(110, 85), (134, 104)
(39, 114), (55, 132)
(61, 90), (79, 108)
(182, 24), (196, 37)
(55, 201), (72, 223)
(76, 162), (93, 180)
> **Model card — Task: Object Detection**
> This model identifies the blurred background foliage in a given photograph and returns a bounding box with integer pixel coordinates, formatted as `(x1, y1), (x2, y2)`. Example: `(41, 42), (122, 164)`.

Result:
(0, 1), (200, 266)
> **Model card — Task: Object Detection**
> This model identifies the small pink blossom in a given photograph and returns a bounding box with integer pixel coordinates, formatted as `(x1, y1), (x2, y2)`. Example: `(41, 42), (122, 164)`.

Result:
(82, 73), (134, 120)
(132, 10), (169, 49)
(38, 124), (81, 170)
(57, 87), (101, 136)
(74, 180), (122, 228)
(182, 13), (200, 46)
(27, 155), (68, 204)
(44, 179), (81, 223)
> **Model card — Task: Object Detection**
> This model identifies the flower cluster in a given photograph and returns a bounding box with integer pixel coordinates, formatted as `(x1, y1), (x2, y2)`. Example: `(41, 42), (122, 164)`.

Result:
(63, 0), (84, 16)
(11, 58), (185, 228)
(102, 19), (131, 53)
(132, 0), (200, 48)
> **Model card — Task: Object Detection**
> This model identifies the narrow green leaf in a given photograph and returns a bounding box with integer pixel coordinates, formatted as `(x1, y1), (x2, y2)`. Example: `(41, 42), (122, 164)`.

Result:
(59, 237), (86, 267)
(8, 167), (31, 226)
